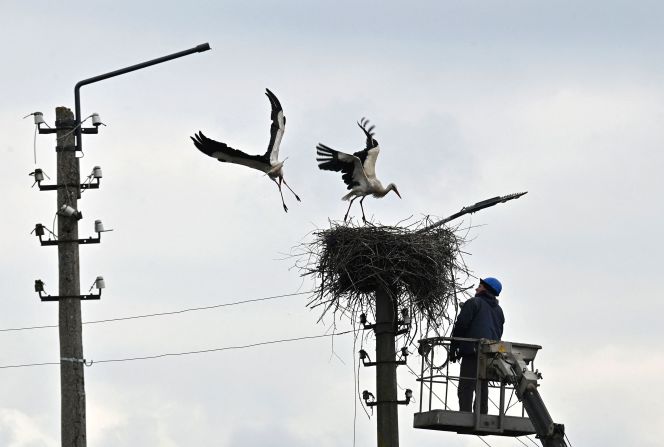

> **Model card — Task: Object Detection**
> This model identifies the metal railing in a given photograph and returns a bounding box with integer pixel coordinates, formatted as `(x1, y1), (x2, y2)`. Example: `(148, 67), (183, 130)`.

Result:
(416, 336), (535, 418)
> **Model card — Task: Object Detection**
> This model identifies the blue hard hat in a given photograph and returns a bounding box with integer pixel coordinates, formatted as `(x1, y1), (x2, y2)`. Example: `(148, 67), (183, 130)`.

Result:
(480, 277), (502, 296)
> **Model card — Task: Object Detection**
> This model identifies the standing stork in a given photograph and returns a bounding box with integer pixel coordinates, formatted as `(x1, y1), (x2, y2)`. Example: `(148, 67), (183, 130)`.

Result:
(191, 88), (301, 212)
(316, 118), (401, 222)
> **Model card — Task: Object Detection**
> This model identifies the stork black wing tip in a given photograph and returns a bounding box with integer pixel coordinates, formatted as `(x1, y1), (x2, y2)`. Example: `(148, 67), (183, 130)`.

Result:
(265, 88), (282, 111)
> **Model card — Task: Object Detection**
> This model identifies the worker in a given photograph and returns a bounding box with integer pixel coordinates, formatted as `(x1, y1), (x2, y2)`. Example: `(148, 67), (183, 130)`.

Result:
(449, 277), (504, 414)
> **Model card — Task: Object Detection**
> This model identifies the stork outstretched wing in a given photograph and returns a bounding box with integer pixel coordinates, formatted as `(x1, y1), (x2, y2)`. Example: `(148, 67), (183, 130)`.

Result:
(352, 118), (380, 179)
(316, 144), (370, 191)
(190, 88), (300, 213)
(191, 131), (270, 172)
(264, 88), (286, 165)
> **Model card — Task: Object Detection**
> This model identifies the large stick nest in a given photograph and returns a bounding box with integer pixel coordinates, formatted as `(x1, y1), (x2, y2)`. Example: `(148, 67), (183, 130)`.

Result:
(298, 219), (470, 339)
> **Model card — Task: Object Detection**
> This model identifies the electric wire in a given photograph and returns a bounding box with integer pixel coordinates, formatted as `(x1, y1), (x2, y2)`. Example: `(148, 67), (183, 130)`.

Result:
(514, 436), (531, 447)
(353, 352), (361, 447)
(0, 330), (354, 370)
(356, 331), (371, 419)
(524, 434), (541, 447)
(85, 291), (310, 325)
(6, 276), (557, 447)
(0, 361), (60, 369)
(352, 329), (360, 447)
(54, 114), (93, 142)
(0, 290), (311, 333)
(51, 212), (57, 242)
(33, 124), (38, 164)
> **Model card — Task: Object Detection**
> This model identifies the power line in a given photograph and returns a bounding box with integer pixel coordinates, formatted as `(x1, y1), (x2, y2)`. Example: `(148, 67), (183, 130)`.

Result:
(0, 361), (61, 369)
(0, 329), (353, 370)
(85, 291), (311, 326)
(0, 290), (311, 333)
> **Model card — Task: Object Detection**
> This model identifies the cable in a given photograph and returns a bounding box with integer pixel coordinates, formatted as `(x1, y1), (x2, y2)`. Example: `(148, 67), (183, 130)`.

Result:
(353, 351), (360, 447)
(355, 331), (371, 419)
(84, 291), (310, 325)
(33, 124), (38, 164)
(54, 114), (93, 142)
(0, 361), (60, 370)
(0, 323), (58, 333)
(0, 330), (354, 370)
(352, 330), (359, 447)
(95, 331), (354, 364)
(0, 290), (311, 333)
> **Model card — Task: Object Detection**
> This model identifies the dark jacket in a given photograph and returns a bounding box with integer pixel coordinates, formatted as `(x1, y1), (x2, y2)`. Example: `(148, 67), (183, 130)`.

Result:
(450, 292), (505, 356)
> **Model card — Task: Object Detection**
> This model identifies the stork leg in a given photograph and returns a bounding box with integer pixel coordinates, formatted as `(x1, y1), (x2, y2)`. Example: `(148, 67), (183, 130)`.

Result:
(281, 177), (301, 202)
(359, 196), (367, 223)
(273, 178), (288, 212)
(344, 197), (358, 222)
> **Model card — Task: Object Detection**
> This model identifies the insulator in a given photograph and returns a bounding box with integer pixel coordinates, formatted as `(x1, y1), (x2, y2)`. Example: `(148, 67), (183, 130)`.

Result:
(34, 168), (44, 182)
(91, 113), (103, 126)
(33, 112), (46, 125)
(59, 205), (82, 220)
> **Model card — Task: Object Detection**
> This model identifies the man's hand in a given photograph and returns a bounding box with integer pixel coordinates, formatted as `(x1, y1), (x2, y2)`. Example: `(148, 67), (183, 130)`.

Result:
(448, 349), (459, 364)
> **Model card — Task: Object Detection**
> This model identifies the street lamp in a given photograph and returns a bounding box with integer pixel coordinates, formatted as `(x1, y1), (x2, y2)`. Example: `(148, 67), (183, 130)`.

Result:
(74, 43), (211, 152)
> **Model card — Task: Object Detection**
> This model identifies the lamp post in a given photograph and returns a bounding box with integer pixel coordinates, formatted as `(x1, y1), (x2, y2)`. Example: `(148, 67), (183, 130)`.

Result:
(74, 43), (211, 152)
(39, 43), (210, 447)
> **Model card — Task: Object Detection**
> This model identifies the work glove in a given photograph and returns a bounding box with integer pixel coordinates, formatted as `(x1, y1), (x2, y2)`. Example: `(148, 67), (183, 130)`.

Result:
(448, 349), (459, 364)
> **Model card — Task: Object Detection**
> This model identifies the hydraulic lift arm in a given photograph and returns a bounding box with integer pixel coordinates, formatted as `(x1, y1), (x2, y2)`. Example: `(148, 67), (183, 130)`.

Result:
(485, 343), (567, 447)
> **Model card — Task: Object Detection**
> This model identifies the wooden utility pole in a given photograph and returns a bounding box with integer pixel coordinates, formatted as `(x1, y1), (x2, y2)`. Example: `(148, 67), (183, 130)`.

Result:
(56, 106), (87, 447)
(374, 285), (399, 447)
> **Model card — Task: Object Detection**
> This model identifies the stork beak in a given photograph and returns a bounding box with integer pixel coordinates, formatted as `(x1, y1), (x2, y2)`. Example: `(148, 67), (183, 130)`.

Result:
(394, 188), (402, 199)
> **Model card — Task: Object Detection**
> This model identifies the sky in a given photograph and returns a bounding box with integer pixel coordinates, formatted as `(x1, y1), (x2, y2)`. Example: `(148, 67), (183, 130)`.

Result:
(1, 0), (663, 446)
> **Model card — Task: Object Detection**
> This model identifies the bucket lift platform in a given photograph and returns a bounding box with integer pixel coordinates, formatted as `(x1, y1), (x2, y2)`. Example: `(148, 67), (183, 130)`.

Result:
(414, 409), (536, 436)
(414, 337), (567, 446)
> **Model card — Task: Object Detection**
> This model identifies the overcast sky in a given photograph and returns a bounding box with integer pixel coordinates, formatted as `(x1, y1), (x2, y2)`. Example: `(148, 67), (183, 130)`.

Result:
(1, 1), (663, 446)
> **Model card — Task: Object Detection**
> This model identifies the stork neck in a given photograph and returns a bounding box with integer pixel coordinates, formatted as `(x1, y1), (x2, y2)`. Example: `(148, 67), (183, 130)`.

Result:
(374, 183), (395, 198)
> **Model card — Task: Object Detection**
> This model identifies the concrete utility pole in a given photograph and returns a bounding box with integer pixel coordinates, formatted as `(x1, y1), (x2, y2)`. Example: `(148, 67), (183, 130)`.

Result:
(374, 285), (399, 447)
(56, 106), (86, 446)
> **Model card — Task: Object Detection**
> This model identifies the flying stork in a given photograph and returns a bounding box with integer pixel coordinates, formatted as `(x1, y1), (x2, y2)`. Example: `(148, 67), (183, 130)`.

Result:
(191, 88), (301, 212)
(316, 118), (401, 222)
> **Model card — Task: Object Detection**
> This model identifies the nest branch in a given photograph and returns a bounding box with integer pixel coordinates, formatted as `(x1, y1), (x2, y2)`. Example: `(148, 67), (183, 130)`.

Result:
(296, 218), (471, 341)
